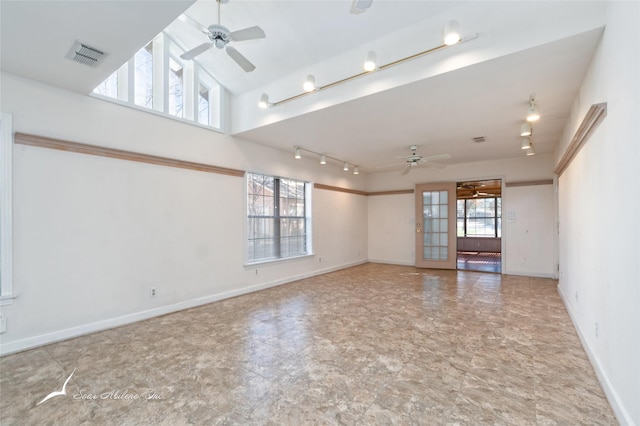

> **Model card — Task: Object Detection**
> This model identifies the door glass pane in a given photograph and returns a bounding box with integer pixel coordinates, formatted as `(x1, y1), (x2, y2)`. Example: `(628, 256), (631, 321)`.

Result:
(422, 190), (449, 261)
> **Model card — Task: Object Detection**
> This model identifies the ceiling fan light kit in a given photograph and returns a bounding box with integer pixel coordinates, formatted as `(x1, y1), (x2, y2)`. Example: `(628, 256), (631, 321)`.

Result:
(259, 20), (476, 108)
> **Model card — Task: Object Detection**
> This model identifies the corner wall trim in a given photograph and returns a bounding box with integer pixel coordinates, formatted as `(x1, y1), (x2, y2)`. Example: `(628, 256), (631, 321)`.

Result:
(14, 132), (245, 178)
(554, 103), (607, 176)
(314, 183), (367, 196)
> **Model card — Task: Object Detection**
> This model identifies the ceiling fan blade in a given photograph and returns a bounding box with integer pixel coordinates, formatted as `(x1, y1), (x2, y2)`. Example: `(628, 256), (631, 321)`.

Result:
(181, 42), (214, 60)
(230, 26), (265, 42)
(424, 162), (446, 169)
(177, 13), (209, 34)
(226, 46), (256, 72)
(401, 165), (412, 175)
(422, 153), (451, 162)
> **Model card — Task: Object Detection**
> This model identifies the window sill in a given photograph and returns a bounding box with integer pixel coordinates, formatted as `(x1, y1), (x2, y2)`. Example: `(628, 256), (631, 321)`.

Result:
(89, 93), (224, 134)
(0, 294), (18, 306)
(244, 253), (315, 268)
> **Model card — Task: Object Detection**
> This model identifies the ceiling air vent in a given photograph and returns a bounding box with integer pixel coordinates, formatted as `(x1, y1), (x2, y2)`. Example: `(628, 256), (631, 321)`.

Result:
(66, 41), (106, 67)
(471, 136), (486, 143)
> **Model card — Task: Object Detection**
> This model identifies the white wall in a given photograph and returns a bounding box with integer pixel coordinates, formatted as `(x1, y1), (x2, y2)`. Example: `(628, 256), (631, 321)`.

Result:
(367, 155), (556, 277)
(502, 184), (555, 277)
(0, 73), (368, 355)
(554, 2), (640, 425)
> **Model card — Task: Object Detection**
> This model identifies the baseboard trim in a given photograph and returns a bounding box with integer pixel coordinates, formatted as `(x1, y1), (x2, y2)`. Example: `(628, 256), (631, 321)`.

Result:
(0, 260), (367, 357)
(503, 269), (555, 279)
(367, 258), (415, 267)
(558, 285), (634, 426)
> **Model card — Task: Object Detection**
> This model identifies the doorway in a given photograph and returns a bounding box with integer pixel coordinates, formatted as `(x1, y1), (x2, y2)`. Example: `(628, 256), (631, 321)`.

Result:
(456, 179), (502, 273)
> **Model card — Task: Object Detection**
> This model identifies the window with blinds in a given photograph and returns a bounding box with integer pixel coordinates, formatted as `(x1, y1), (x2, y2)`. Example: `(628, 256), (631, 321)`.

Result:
(247, 173), (310, 263)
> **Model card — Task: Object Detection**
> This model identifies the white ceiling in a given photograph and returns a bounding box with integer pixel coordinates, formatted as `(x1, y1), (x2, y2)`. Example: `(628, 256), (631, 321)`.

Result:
(1, 1), (606, 174)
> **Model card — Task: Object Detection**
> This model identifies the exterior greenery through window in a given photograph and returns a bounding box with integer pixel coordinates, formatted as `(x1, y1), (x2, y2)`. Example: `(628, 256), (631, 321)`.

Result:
(457, 197), (502, 237)
(247, 173), (309, 262)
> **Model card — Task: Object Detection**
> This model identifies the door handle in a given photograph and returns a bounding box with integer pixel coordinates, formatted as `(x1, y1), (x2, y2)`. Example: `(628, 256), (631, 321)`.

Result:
(416, 223), (422, 233)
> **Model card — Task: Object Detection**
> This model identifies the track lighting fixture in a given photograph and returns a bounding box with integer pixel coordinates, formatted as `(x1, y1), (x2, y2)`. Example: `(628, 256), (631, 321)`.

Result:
(258, 93), (270, 109)
(259, 20), (476, 108)
(526, 95), (540, 122)
(521, 138), (532, 150)
(292, 146), (359, 174)
(520, 122), (532, 137)
(303, 74), (316, 92)
(443, 20), (461, 45)
(363, 51), (377, 72)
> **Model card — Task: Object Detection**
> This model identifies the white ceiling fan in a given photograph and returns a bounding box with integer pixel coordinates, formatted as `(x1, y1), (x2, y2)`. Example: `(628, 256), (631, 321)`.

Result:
(378, 145), (451, 175)
(180, 0), (265, 72)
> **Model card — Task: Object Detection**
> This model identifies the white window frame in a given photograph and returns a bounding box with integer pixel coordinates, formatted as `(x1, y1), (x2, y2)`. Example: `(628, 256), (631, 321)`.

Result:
(91, 33), (225, 133)
(0, 113), (16, 305)
(245, 172), (313, 266)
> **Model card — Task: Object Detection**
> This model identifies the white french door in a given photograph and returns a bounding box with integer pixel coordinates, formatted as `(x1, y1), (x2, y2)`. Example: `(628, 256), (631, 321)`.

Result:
(415, 182), (457, 269)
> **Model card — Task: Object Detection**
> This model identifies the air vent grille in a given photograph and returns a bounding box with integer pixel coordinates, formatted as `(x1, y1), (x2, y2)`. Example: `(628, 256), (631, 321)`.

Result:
(66, 41), (105, 67)
(471, 136), (486, 143)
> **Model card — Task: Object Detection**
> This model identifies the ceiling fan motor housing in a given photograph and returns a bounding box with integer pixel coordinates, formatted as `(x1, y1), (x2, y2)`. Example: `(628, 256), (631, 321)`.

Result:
(207, 24), (231, 48)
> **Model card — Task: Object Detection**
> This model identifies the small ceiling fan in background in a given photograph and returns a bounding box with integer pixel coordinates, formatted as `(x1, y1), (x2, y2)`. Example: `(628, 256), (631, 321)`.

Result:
(180, 0), (265, 72)
(378, 145), (451, 175)
(458, 182), (490, 197)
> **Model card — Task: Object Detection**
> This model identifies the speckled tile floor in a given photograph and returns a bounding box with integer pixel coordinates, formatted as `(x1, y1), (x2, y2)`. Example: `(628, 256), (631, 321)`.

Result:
(0, 263), (617, 425)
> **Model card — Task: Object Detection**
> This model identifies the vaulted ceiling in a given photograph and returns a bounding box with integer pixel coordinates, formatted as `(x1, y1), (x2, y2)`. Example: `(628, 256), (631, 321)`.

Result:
(1, 1), (606, 174)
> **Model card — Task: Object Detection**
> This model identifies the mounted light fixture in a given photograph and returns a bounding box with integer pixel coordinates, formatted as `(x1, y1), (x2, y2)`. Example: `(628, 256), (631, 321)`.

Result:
(526, 143), (536, 156)
(258, 93), (270, 109)
(363, 51), (377, 72)
(521, 138), (532, 150)
(292, 146), (359, 175)
(527, 94), (540, 122)
(303, 74), (316, 92)
(520, 122), (532, 137)
(443, 20), (461, 45)
(259, 22), (477, 108)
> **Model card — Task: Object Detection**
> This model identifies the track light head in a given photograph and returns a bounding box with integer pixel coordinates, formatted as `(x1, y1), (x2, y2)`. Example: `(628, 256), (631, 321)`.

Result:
(320, 154), (327, 165)
(343, 162), (349, 171)
(521, 138), (532, 150)
(303, 74), (316, 92)
(364, 51), (377, 72)
(258, 93), (270, 109)
(443, 20), (461, 45)
(294, 147), (302, 159)
(526, 95), (540, 122)
(520, 122), (532, 137)
(353, 167), (360, 175)
(526, 143), (536, 156)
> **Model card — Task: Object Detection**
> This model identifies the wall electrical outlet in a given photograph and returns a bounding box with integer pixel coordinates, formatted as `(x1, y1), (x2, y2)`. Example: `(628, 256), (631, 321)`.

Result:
(150, 288), (157, 299)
